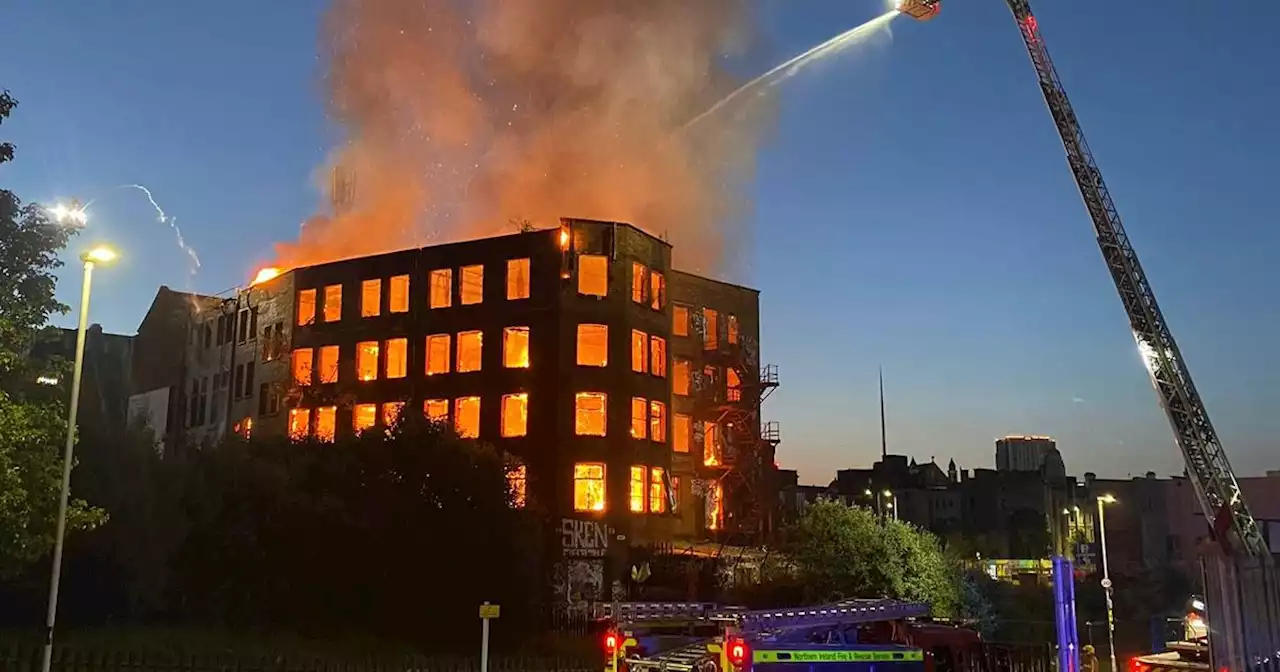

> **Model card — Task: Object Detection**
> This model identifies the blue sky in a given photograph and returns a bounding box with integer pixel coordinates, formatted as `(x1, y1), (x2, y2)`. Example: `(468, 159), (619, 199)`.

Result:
(4, 0), (1278, 483)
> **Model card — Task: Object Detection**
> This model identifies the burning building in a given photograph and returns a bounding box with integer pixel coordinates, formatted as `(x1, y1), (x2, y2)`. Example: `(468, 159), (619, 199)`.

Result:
(133, 218), (779, 601)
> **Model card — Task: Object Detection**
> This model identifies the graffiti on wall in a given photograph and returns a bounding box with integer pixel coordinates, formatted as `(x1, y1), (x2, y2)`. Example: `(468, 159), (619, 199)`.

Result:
(561, 517), (615, 559)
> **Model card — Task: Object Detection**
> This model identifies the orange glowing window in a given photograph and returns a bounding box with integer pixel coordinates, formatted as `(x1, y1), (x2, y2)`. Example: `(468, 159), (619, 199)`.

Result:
(575, 392), (607, 436)
(361, 278), (381, 317)
(573, 463), (606, 512)
(631, 330), (647, 373)
(631, 397), (648, 439)
(297, 289), (317, 326)
(316, 406), (336, 442)
(235, 417), (253, 440)
(429, 269), (452, 309)
(507, 464), (527, 508)
(727, 368), (742, 402)
(727, 314), (739, 345)
(673, 413), (691, 453)
(382, 401), (404, 429)
(673, 359), (691, 396)
(356, 340), (379, 381)
(506, 258), (530, 300)
(389, 275), (410, 313)
(649, 401), (666, 443)
(673, 305), (689, 337)
(707, 481), (724, 530)
(455, 396), (480, 439)
(292, 348), (314, 386)
(426, 334), (451, 375)
(323, 284), (342, 322)
(317, 345), (339, 384)
(461, 264), (484, 305)
(501, 393), (528, 438)
(288, 408), (310, 440)
(671, 476), (681, 513)
(650, 466), (667, 513)
(631, 263), (647, 304)
(650, 336), (666, 377)
(353, 403), (377, 433)
(650, 271), (665, 310)
(503, 327), (530, 369)
(424, 398), (449, 423)
(630, 465), (647, 513)
(578, 255), (608, 297)
(576, 324), (608, 367)
(385, 338), (408, 379)
(703, 308), (718, 350)
(704, 421), (721, 466)
(457, 330), (483, 373)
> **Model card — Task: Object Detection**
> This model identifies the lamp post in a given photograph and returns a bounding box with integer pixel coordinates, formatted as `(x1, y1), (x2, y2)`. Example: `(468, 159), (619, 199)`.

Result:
(41, 203), (117, 672)
(1096, 494), (1118, 672)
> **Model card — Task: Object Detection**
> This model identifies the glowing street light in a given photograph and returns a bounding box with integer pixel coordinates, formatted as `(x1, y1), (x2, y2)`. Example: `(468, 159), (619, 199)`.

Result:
(40, 244), (119, 672)
(47, 201), (88, 228)
(1096, 494), (1119, 672)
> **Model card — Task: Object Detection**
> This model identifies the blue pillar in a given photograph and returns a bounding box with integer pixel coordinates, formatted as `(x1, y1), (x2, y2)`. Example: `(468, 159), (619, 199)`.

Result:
(1053, 555), (1080, 672)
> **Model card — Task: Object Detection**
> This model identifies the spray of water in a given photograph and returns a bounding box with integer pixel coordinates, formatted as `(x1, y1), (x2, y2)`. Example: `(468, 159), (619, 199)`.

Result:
(684, 9), (900, 130)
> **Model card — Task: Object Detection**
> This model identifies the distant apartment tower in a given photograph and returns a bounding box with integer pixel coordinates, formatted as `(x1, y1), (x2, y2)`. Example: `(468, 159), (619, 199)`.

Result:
(996, 435), (1055, 472)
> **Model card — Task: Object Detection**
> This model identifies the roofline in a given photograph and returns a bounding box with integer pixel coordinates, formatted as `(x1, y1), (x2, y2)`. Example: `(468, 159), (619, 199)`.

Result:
(671, 269), (759, 294)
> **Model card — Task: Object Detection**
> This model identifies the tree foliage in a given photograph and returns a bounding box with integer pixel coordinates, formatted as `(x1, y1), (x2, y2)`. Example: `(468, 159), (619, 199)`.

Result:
(0, 89), (104, 578)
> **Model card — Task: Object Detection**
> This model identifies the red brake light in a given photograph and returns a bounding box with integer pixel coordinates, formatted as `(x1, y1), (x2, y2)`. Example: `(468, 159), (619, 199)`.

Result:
(1129, 657), (1149, 672)
(727, 637), (749, 668)
(604, 632), (619, 653)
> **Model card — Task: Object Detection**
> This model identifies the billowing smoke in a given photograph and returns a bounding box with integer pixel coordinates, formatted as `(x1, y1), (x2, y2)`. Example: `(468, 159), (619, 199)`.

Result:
(274, 0), (771, 277)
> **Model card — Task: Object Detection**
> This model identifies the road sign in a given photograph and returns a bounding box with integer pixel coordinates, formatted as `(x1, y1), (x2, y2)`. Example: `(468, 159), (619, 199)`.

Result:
(479, 603), (501, 619)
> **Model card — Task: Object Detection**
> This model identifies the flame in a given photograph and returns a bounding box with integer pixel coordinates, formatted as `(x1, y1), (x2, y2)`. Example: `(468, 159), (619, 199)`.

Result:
(251, 267), (283, 285)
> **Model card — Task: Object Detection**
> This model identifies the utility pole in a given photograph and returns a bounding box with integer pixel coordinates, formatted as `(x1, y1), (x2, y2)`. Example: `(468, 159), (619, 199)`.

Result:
(879, 367), (887, 458)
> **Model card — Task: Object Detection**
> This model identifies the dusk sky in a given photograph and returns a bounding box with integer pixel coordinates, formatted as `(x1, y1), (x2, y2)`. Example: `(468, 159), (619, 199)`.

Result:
(4, 0), (1278, 483)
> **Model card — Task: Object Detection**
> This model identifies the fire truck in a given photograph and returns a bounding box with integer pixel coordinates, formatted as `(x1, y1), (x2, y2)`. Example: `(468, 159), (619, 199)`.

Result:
(1129, 597), (1211, 672)
(599, 599), (987, 672)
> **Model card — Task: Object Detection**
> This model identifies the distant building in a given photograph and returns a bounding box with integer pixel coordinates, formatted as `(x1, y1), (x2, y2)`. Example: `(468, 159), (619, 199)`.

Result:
(996, 435), (1057, 473)
(29, 324), (135, 438)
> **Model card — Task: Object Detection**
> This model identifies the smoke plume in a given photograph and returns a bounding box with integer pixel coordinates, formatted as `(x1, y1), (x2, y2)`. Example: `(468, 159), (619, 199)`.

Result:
(274, 0), (771, 277)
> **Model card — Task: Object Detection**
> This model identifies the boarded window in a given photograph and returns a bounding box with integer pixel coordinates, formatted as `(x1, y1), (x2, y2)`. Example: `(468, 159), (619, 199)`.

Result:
(315, 406), (336, 442)
(728, 314), (739, 345)
(361, 279), (381, 317)
(356, 341), (379, 381)
(575, 392), (607, 436)
(673, 359), (690, 396)
(426, 334), (451, 375)
(507, 464), (527, 508)
(673, 414), (691, 453)
(501, 393), (528, 437)
(429, 269), (452, 308)
(630, 397), (647, 439)
(672, 305), (689, 337)
(630, 465), (647, 513)
(424, 398), (449, 423)
(576, 324), (608, 367)
(353, 403), (377, 433)
(650, 271), (665, 310)
(727, 368), (742, 402)
(297, 289), (316, 325)
(506, 258), (530, 300)
(631, 263), (647, 304)
(503, 327), (530, 368)
(288, 408), (310, 440)
(292, 348), (314, 386)
(578, 255), (608, 297)
(323, 284), (342, 322)
(389, 275), (410, 313)
(457, 330), (483, 373)
(650, 467), (667, 513)
(382, 402), (404, 429)
(318, 345), (339, 384)
(704, 421), (721, 466)
(631, 330), (647, 373)
(650, 336), (666, 377)
(455, 396), (480, 438)
(460, 264), (484, 305)
(573, 463), (606, 512)
(703, 308), (718, 350)
(649, 401), (666, 443)
(385, 338), (408, 379)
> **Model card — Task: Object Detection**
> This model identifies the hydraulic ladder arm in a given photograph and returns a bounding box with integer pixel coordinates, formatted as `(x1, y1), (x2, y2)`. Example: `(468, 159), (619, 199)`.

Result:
(1003, 0), (1270, 561)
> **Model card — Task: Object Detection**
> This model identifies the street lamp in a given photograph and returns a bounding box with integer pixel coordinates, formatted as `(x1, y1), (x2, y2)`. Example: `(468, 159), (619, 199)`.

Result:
(1096, 494), (1118, 672)
(39, 222), (118, 672)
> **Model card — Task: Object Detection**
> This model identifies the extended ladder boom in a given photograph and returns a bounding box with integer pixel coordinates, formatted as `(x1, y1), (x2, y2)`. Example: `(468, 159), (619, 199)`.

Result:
(1004, 0), (1269, 560)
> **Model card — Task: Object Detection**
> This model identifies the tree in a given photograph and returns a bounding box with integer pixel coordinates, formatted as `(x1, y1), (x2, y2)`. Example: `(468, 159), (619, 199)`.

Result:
(789, 500), (962, 616)
(0, 89), (105, 579)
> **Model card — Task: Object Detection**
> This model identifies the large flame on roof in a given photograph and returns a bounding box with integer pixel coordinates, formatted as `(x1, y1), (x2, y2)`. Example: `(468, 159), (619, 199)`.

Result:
(272, 0), (773, 278)
(251, 267), (283, 285)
